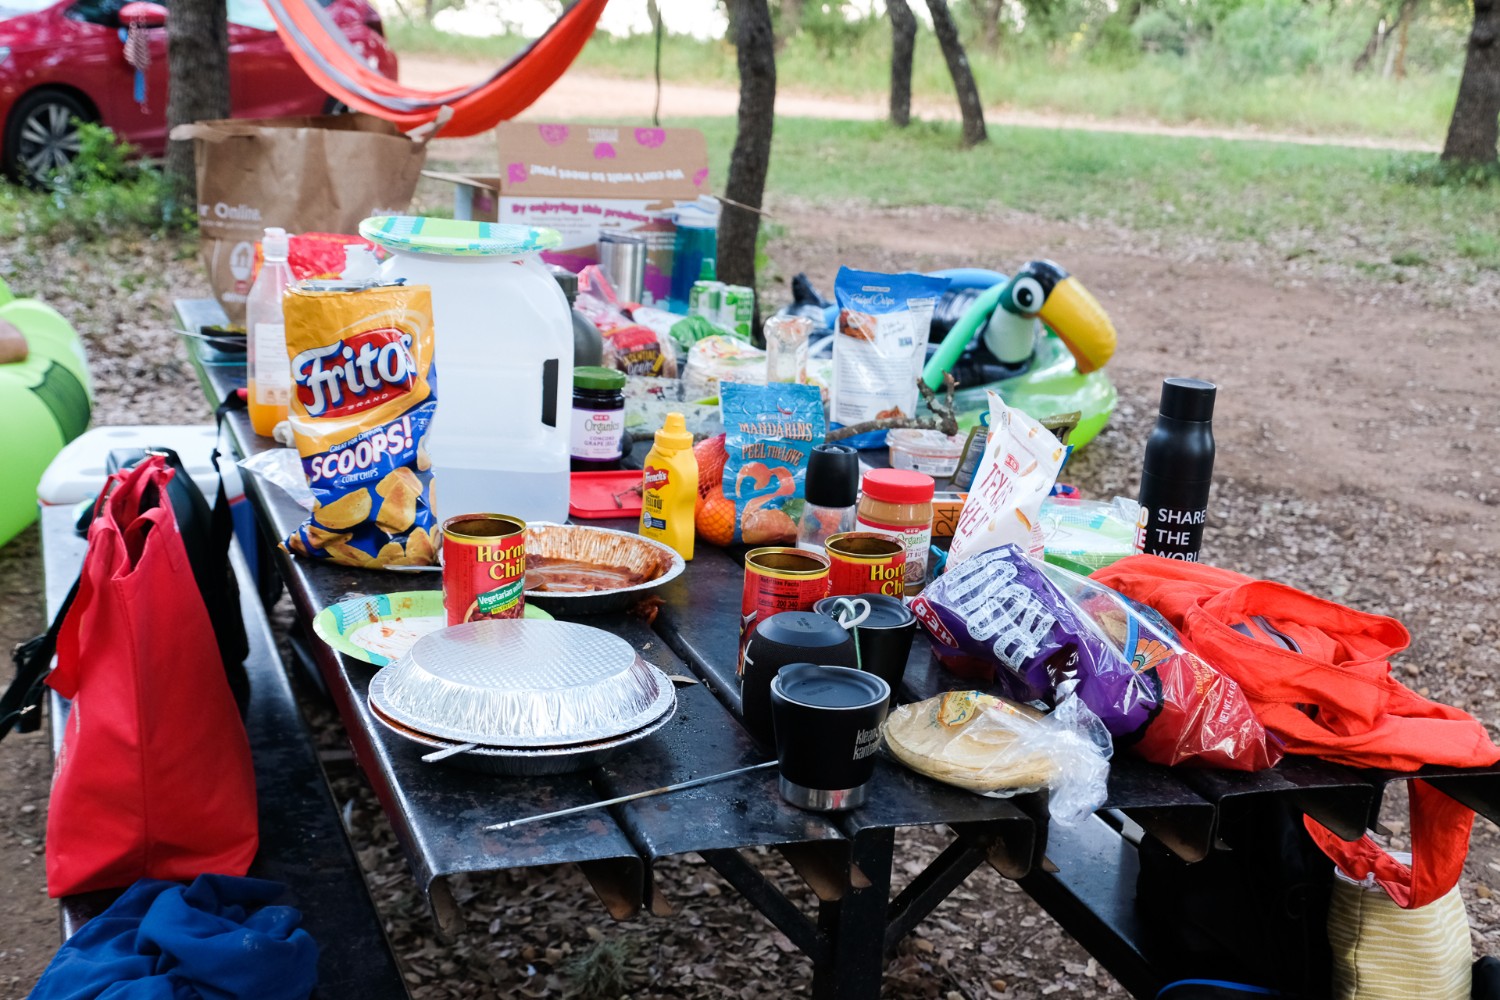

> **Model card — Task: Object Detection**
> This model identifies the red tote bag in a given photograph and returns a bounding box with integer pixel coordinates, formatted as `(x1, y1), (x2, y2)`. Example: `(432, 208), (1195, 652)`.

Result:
(45, 457), (257, 897)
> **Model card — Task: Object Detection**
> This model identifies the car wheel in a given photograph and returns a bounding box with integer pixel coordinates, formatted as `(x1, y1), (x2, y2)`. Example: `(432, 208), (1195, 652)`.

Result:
(322, 98), (352, 115)
(3, 89), (94, 185)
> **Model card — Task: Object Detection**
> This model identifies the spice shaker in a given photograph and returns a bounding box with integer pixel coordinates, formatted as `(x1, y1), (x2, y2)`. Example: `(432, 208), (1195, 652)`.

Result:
(1137, 378), (1216, 561)
(796, 444), (860, 553)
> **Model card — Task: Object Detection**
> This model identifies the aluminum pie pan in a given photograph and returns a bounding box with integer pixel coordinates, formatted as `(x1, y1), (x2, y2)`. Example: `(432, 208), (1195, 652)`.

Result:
(368, 694), (675, 775)
(368, 619), (675, 747)
(524, 523), (685, 615)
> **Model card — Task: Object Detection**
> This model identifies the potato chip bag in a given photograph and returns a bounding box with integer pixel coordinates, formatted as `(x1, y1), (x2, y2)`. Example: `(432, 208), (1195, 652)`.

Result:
(281, 283), (438, 569)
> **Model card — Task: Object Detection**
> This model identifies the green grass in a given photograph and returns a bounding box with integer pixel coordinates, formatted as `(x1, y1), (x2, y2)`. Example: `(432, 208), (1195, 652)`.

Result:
(678, 117), (1498, 276)
(388, 22), (1460, 143)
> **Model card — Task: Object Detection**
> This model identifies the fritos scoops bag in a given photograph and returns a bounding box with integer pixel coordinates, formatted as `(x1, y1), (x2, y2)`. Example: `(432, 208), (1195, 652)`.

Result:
(282, 283), (440, 569)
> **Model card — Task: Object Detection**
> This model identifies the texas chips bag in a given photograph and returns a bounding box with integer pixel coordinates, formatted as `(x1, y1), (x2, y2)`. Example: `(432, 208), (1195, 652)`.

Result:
(282, 283), (439, 569)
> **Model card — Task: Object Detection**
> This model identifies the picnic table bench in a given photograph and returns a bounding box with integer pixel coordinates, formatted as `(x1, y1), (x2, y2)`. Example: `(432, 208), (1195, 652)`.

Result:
(173, 295), (1500, 998)
(40, 503), (408, 998)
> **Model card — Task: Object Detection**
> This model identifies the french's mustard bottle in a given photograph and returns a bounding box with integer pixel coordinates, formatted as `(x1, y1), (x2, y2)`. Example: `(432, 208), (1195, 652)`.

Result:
(640, 412), (697, 561)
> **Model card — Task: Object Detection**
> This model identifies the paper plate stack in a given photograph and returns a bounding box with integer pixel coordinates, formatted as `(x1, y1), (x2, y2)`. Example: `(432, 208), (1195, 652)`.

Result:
(368, 619), (676, 774)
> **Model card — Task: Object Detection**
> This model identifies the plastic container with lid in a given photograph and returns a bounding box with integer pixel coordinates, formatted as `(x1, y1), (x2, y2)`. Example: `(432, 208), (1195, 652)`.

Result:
(571, 366), (627, 471)
(887, 428), (965, 478)
(856, 468), (937, 592)
(361, 216), (571, 525)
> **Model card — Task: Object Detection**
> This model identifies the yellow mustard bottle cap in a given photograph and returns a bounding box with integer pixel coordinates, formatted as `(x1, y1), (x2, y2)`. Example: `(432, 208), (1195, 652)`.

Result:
(655, 412), (692, 451)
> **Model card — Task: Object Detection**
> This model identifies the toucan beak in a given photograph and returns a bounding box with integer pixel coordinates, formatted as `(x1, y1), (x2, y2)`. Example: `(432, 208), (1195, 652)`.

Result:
(1037, 276), (1117, 374)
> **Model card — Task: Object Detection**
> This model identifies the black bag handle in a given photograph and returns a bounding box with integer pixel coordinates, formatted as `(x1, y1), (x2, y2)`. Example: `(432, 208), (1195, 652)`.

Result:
(1, 391), (252, 743)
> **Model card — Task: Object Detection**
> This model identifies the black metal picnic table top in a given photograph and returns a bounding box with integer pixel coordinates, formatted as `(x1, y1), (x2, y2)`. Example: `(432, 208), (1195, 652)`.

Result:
(177, 297), (1500, 999)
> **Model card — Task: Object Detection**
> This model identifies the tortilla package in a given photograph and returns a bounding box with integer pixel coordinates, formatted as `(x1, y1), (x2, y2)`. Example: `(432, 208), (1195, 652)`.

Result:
(831, 268), (949, 444)
(721, 381), (825, 545)
(910, 544), (1279, 769)
(281, 282), (440, 569)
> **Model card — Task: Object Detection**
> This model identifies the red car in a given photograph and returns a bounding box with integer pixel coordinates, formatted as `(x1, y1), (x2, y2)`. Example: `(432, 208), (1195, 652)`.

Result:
(0, 0), (397, 179)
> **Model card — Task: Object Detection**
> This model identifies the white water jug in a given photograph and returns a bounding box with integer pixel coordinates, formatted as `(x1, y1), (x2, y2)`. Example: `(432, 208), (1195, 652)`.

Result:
(361, 217), (573, 525)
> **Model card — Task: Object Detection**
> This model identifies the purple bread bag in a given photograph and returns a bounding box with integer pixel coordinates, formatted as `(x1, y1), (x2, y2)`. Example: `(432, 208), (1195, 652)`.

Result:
(909, 544), (1159, 739)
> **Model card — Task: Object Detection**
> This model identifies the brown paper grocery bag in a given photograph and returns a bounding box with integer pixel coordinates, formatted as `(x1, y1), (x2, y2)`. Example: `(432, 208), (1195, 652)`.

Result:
(171, 114), (427, 325)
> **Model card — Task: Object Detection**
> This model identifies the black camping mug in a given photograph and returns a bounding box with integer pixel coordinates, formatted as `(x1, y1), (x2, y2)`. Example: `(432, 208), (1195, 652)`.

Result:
(741, 611), (857, 746)
(769, 663), (890, 811)
(814, 594), (917, 706)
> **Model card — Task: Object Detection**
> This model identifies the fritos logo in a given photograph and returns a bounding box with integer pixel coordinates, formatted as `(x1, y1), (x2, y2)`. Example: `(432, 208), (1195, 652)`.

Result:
(643, 466), (669, 490)
(293, 327), (417, 418)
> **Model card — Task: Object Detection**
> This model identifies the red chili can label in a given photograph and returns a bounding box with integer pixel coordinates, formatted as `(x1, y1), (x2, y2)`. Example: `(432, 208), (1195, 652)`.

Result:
(739, 547), (830, 675)
(825, 532), (906, 599)
(442, 514), (527, 627)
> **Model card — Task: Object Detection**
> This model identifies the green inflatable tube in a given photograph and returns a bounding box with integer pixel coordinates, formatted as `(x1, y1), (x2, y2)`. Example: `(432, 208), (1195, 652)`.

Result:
(0, 291), (93, 548)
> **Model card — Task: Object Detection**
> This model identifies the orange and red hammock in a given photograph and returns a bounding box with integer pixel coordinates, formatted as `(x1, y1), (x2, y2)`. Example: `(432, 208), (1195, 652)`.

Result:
(264, 0), (608, 137)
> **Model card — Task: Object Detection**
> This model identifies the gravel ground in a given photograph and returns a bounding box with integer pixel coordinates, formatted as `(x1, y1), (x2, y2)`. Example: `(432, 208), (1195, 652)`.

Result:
(2, 195), (1498, 998)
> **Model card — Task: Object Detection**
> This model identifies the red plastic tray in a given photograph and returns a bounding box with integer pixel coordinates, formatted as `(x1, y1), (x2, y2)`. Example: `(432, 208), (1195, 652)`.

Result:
(569, 470), (644, 520)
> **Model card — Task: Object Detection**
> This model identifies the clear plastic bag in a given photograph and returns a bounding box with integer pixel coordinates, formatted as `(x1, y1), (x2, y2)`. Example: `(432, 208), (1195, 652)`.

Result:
(1040, 495), (1143, 575)
(883, 687), (1111, 826)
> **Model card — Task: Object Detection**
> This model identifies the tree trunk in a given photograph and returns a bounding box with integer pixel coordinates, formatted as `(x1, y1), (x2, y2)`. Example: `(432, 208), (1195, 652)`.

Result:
(777, 0), (804, 48)
(1353, 13), (1387, 72)
(924, 0), (987, 145)
(721, 0), (776, 294)
(1394, 12), (1410, 78)
(977, 0), (1003, 52)
(164, 0), (229, 198)
(1442, 0), (1500, 163)
(888, 0), (917, 126)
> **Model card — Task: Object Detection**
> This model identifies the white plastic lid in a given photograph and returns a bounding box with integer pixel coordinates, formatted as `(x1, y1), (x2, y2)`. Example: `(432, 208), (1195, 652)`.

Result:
(262, 226), (289, 259)
(341, 244), (380, 282)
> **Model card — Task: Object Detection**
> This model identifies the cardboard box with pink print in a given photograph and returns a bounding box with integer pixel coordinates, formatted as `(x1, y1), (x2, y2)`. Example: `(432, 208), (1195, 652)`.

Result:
(424, 123), (712, 307)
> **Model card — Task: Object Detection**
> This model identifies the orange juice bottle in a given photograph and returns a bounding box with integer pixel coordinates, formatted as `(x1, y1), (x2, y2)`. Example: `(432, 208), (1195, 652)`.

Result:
(246, 227), (293, 437)
(640, 412), (698, 561)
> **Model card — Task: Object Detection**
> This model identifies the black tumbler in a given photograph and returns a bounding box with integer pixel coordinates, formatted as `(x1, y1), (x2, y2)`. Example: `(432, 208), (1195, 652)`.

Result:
(1137, 378), (1216, 562)
(741, 612), (857, 746)
(769, 664), (890, 811)
(813, 594), (917, 706)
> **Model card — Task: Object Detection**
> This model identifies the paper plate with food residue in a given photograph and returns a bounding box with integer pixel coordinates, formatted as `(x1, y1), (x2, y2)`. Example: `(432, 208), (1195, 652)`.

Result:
(314, 591), (552, 666)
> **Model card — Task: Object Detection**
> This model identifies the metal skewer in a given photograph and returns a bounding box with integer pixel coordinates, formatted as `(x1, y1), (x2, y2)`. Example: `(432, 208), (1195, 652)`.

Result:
(483, 760), (776, 833)
(422, 742), (477, 763)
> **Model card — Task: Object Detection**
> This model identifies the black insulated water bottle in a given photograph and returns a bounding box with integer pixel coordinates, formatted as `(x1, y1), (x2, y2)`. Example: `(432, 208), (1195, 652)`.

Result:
(1137, 378), (1217, 561)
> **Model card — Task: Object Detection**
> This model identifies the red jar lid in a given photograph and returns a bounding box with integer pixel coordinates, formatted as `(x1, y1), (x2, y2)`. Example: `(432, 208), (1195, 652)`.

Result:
(861, 468), (935, 504)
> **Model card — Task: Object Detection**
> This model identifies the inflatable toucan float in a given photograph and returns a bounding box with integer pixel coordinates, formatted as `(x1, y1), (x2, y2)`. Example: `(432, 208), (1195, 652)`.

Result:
(787, 262), (1120, 449)
(0, 278), (92, 548)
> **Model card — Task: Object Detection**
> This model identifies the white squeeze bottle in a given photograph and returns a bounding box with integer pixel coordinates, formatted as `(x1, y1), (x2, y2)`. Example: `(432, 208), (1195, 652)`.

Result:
(246, 227), (293, 437)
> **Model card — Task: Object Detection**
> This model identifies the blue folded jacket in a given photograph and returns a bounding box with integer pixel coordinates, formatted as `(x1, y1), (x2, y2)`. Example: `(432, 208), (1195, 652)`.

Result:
(30, 874), (319, 1000)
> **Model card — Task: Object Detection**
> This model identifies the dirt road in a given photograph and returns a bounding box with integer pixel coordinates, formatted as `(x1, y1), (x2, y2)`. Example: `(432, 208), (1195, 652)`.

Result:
(400, 55), (1441, 152)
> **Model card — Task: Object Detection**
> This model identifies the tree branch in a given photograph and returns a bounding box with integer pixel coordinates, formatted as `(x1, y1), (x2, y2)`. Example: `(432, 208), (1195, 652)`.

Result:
(827, 374), (961, 442)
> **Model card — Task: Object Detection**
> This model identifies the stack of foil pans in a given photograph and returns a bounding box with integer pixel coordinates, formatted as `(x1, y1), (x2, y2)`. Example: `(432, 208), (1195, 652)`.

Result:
(368, 619), (676, 774)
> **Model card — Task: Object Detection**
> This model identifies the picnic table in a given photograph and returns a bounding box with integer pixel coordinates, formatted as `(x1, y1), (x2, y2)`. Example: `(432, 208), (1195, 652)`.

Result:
(178, 298), (1500, 998)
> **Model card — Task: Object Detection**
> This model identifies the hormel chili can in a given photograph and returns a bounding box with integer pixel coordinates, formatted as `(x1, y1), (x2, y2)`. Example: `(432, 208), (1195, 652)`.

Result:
(740, 547), (829, 675)
(442, 514), (526, 626)
(825, 532), (906, 599)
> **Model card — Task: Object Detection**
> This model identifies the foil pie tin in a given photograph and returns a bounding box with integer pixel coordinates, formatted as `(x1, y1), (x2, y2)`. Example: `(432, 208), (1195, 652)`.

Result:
(368, 619), (675, 747)
(368, 696), (676, 776)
